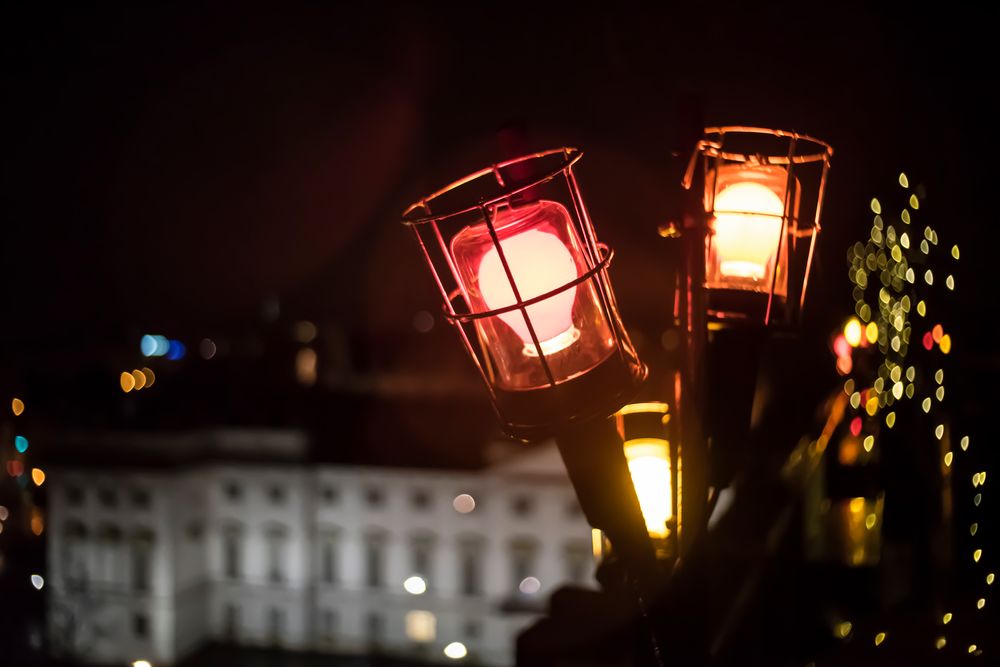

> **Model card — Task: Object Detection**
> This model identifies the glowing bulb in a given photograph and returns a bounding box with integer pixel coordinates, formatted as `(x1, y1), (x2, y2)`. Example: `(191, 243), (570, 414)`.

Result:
(624, 438), (672, 538)
(712, 181), (785, 280)
(844, 318), (863, 347)
(478, 229), (579, 356)
(444, 642), (468, 659)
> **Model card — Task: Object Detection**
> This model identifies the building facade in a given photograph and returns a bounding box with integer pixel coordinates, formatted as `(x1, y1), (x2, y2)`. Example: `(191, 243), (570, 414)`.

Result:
(45, 430), (594, 665)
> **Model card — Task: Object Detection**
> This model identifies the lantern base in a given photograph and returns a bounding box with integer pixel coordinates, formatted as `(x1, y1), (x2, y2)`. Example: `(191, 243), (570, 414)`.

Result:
(494, 352), (647, 441)
(705, 288), (787, 325)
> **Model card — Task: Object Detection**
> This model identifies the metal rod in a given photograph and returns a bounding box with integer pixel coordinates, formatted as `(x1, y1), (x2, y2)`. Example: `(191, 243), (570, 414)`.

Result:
(799, 156), (831, 318)
(765, 135), (798, 326)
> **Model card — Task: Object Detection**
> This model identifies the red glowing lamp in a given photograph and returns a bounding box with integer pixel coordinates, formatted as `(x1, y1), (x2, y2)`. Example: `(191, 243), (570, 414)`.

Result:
(684, 127), (834, 325)
(402, 148), (646, 439)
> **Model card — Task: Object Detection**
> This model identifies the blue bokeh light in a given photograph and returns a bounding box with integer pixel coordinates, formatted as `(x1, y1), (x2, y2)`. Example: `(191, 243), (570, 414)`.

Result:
(167, 340), (186, 361)
(14, 435), (28, 453)
(140, 335), (158, 357)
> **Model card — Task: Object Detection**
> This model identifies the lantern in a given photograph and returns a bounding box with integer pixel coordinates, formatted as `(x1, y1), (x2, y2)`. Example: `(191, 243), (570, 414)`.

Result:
(402, 148), (646, 439)
(615, 402), (679, 559)
(683, 127), (834, 325)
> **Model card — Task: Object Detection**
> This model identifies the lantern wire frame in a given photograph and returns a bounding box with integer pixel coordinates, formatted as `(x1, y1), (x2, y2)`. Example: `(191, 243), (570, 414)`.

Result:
(682, 127), (834, 326)
(402, 148), (646, 439)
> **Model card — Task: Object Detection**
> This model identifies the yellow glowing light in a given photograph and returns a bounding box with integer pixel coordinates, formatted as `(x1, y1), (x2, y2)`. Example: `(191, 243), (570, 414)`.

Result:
(835, 621), (853, 639)
(974, 549), (982, 563)
(973, 473), (982, 487)
(943, 612), (953, 624)
(905, 384), (915, 399)
(865, 322), (878, 344)
(936, 636), (946, 650)
(902, 210), (912, 224)
(920, 239), (929, 254)
(120, 372), (136, 393)
(935, 425), (944, 440)
(987, 573), (995, 585)
(405, 610), (436, 643)
(132, 369), (147, 391)
(890, 366), (901, 382)
(850, 392), (861, 409)
(870, 198), (882, 214)
(133, 661), (153, 667)
(11, 398), (24, 416)
(31, 468), (45, 486)
(924, 270), (933, 285)
(916, 300), (926, 317)
(936, 387), (945, 402)
(863, 436), (874, 453)
(844, 379), (855, 395)
(892, 382), (903, 400)
(977, 598), (985, 610)
(922, 398), (931, 413)
(624, 438), (672, 538)
(444, 642), (468, 660)
(844, 318), (863, 347)
(944, 452), (953, 467)
(901, 232), (910, 248)
(849, 497), (866, 513)
(30, 508), (44, 536)
(939, 334), (952, 354)
(712, 181), (786, 281)
(865, 396), (879, 416)
(890, 245), (902, 262)
(946, 275), (955, 290)
(592, 528), (604, 559)
(905, 267), (915, 283)
(886, 412), (896, 428)
(961, 436), (970, 451)
(865, 513), (877, 530)
(898, 173), (909, 188)
(969, 644), (978, 654)
(971, 523), (979, 536)
(909, 194), (919, 209)
(952, 245), (960, 260)
(875, 631), (886, 646)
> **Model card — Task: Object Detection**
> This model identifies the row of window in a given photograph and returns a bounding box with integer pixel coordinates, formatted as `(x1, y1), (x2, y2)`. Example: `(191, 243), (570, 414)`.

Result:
(64, 486), (151, 509)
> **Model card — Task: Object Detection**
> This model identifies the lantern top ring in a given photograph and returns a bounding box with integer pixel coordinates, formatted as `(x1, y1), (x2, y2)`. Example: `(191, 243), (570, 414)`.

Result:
(441, 243), (614, 324)
(401, 147), (583, 226)
(698, 126), (833, 165)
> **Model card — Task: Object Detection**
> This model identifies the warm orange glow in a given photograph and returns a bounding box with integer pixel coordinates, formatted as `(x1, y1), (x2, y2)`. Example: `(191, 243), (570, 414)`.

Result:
(142, 367), (156, 388)
(120, 372), (135, 393)
(624, 438), (672, 538)
(478, 228), (579, 355)
(11, 398), (24, 416)
(132, 369), (147, 390)
(31, 468), (45, 486)
(712, 181), (785, 281)
(31, 507), (44, 535)
(844, 318), (863, 347)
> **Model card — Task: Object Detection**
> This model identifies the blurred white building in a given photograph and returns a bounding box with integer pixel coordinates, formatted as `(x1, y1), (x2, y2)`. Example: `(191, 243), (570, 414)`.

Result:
(45, 429), (594, 666)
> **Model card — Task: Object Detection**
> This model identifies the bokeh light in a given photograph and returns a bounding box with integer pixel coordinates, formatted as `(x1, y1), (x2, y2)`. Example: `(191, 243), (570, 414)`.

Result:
(15, 435), (29, 453)
(30, 574), (44, 590)
(31, 468), (45, 486)
(11, 398), (24, 416)
(404, 575), (427, 595)
(519, 576), (541, 595)
(453, 494), (476, 514)
(121, 372), (136, 393)
(443, 642), (467, 660)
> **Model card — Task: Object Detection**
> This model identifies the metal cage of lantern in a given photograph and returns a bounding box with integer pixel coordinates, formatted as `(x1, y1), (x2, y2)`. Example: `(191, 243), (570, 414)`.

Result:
(402, 148), (646, 439)
(682, 126), (834, 326)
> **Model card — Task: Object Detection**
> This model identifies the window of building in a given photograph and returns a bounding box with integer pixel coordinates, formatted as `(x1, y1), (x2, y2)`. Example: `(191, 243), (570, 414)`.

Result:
(133, 612), (149, 639)
(564, 541), (592, 584)
(464, 620), (481, 640)
(65, 486), (84, 506)
(186, 521), (204, 541)
(364, 487), (385, 507)
(268, 485), (286, 504)
(268, 607), (285, 645)
(405, 610), (436, 643)
(223, 525), (243, 580)
(131, 489), (151, 509)
(224, 482), (242, 502)
(364, 532), (385, 588)
(459, 538), (484, 597)
(320, 486), (339, 504)
(224, 603), (239, 640)
(511, 495), (534, 517)
(131, 531), (154, 592)
(411, 489), (432, 510)
(411, 533), (435, 588)
(320, 531), (338, 584)
(97, 488), (118, 508)
(265, 525), (287, 584)
(367, 612), (384, 646)
(320, 609), (337, 642)
(63, 521), (88, 583)
(510, 538), (540, 592)
(95, 524), (123, 585)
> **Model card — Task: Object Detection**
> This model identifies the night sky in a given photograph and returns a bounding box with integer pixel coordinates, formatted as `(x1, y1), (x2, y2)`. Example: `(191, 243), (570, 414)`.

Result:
(1, 3), (995, 410)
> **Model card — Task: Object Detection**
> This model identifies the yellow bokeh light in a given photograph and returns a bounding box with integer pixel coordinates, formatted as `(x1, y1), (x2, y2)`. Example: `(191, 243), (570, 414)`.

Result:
(898, 173), (909, 188)
(874, 631), (886, 646)
(961, 436), (970, 451)
(924, 269), (933, 285)
(946, 275), (955, 290)
(120, 372), (136, 393)
(901, 232), (910, 248)
(902, 210), (911, 224)
(944, 452), (953, 467)
(939, 334), (952, 354)
(863, 436), (874, 453)
(886, 412), (896, 428)
(624, 438), (673, 538)
(11, 398), (24, 416)
(916, 300), (926, 317)
(866, 396), (879, 416)
(835, 621), (853, 639)
(909, 194), (919, 209)
(969, 644), (978, 654)
(865, 322), (878, 344)
(892, 382), (903, 400)
(844, 318), (863, 347)
(871, 198), (882, 214)
(974, 549), (982, 563)
(975, 493), (982, 506)
(849, 497), (866, 513)
(952, 244), (960, 260)
(971, 523), (978, 536)
(943, 612), (952, 624)
(922, 398), (931, 413)
(977, 598), (985, 610)
(865, 513), (877, 530)
(850, 392), (861, 409)
(936, 387), (945, 401)
(987, 573), (995, 585)
(935, 636), (946, 650)
(935, 424), (944, 440)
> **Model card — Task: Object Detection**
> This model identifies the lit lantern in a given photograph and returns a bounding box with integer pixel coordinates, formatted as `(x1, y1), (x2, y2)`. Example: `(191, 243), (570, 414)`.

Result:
(684, 127), (834, 325)
(402, 148), (646, 439)
(615, 402), (678, 558)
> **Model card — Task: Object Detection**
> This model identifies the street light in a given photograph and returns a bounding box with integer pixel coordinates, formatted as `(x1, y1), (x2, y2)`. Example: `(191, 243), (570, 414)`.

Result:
(402, 148), (646, 439)
(683, 126), (833, 325)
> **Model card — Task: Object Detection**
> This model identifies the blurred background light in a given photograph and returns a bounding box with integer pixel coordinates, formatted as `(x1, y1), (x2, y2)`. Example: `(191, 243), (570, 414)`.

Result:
(200, 338), (217, 359)
(453, 494), (475, 514)
(30, 574), (44, 590)
(11, 397), (24, 415)
(132, 369), (147, 390)
(15, 435), (29, 453)
(444, 642), (467, 660)
(404, 575), (427, 595)
(121, 372), (136, 392)
(166, 339), (186, 360)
